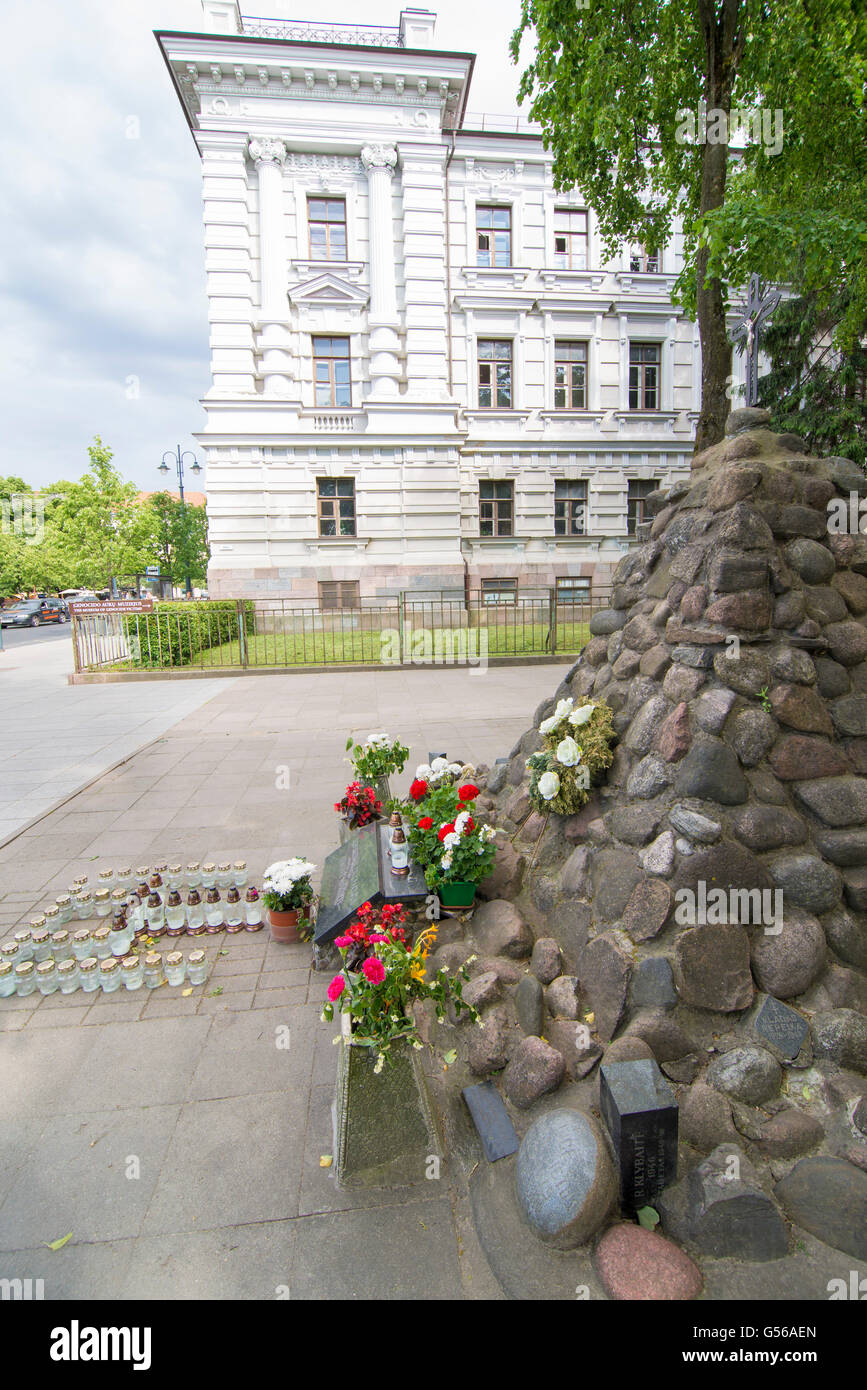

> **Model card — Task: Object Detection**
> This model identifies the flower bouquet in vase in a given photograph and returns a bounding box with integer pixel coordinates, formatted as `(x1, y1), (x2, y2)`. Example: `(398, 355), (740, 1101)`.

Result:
(334, 781), (384, 841)
(345, 732), (409, 808)
(262, 859), (316, 943)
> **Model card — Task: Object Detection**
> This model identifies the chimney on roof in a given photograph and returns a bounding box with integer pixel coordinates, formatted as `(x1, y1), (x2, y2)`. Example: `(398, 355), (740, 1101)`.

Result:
(201, 0), (242, 34)
(399, 8), (437, 47)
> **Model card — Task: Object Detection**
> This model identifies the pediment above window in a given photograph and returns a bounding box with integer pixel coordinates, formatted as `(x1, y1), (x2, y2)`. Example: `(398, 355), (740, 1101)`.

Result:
(287, 273), (370, 307)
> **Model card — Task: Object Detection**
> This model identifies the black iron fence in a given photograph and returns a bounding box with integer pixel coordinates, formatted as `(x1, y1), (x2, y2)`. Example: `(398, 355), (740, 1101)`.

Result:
(71, 587), (612, 674)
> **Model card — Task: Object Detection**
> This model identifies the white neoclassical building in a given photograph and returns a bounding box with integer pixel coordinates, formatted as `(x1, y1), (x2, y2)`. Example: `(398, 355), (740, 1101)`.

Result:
(158, 3), (708, 605)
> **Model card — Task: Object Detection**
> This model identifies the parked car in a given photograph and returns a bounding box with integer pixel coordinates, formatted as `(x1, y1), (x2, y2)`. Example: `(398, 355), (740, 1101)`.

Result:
(0, 598), (69, 628)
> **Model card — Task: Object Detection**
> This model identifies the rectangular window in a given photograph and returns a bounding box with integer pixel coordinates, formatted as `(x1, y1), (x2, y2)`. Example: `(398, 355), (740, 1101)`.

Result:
(317, 477), (356, 537)
(628, 342), (660, 410)
(481, 578), (518, 604)
(308, 197), (347, 261)
(554, 479), (588, 536)
(318, 580), (360, 609)
(555, 576), (591, 601)
(479, 481), (514, 538)
(627, 479), (660, 535)
(554, 208), (588, 269)
(476, 205), (512, 267)
(554, 341), (588, 409)
(478, 340), (512, 409)
(629, 245), (660, 273)
(313, 336), (351, 408)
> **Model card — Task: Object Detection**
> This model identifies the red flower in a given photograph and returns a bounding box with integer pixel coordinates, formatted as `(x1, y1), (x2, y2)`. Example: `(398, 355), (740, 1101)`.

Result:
(438, 821), (456, 842)
(417, 816), (433, 830)
(389, 926), (406, 942)
(462, 816), (475, 834)
(327, 975), (346, 1001)
(410, 779), (429, 800)
(362, 957), (386, 985)
(458, 784), (480, 801)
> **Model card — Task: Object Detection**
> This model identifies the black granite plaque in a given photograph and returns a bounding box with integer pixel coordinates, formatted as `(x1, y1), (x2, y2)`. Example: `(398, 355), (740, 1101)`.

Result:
(600, 1058), (678, 1212)
(754, 994), (809, 1060)
(314, 823), (427, 945)
(462, 1082), (519, 1162)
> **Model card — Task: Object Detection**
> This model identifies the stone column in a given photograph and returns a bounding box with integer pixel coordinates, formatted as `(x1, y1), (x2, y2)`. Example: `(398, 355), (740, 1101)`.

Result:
(249, 137), (293, 396)
(361, 144), (401, 399)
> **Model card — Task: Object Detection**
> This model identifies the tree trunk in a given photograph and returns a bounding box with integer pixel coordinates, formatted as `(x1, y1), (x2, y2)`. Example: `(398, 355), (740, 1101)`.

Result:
(693, 0), (742, 458)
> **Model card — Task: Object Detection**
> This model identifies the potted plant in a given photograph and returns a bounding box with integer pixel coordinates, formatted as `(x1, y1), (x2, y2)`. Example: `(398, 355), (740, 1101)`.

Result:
(334, 781), (383, 840)
(405, 780), (497, 911)
(320, 901), (480, 1187)
(262, 858), (316, 943)
(345, 732), (410, 806)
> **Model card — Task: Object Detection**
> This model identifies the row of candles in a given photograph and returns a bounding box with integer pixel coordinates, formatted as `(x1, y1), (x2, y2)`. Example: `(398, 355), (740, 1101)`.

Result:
(0, 860), (264, 1000)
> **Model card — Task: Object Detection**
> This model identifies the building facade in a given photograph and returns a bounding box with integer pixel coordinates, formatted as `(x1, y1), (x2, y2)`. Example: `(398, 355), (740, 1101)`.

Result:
(158, 4), (712, 605)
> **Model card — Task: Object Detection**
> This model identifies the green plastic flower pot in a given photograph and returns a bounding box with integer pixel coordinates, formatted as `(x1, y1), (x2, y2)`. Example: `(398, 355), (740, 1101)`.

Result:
(437, 881), (477, 910)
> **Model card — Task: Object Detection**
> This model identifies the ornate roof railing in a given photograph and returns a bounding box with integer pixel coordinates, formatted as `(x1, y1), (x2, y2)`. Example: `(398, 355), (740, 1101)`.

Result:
(240, 16), (405, 46)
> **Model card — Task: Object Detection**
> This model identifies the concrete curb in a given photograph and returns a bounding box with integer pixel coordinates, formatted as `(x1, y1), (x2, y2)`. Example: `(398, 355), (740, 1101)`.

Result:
(68, 654), (577, 684)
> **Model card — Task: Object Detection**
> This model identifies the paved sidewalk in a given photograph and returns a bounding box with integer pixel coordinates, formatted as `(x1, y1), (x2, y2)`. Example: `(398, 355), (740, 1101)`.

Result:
(0, 637), (226, 846)
(0, 662), (563, 1300)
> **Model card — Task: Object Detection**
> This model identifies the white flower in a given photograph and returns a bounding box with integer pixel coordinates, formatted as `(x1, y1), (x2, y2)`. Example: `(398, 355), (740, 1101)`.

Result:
(556, 736), (582, 767)
(569, 702), (596, 728)
(448, 762), (463, 776)
(431, 757), (448, 771)
(415, 763), (432, 779)
(539, 714), (561, 735)
(443, 831), (460, 849)
(538, 770), (561, 801)
(373, 1053), (385, 1074)
(454, 810), (471, 833)
(441, 852), (453, 870)
(554, 697), (574, 720)
(365, 732), (391, 747)
(412, 1040), (423, 1050)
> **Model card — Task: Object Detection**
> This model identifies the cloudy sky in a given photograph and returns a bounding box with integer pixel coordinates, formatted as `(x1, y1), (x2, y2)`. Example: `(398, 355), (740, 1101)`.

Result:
(2, 0), (528, 490)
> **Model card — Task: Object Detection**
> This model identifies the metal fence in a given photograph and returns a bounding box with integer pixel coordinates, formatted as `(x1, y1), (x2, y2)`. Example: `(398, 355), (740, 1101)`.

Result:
(71, 588), (612, 674)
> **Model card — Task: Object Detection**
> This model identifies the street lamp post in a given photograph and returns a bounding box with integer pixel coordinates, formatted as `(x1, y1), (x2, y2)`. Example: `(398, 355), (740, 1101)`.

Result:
(158, 447), (202, 597)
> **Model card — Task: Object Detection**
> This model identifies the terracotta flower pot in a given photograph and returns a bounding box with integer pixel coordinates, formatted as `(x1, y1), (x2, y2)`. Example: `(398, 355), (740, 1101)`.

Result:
(269, 907), (301, 943)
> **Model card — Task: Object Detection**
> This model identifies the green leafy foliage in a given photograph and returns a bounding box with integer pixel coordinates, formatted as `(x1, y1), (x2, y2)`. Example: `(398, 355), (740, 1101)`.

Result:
(526, 696), (616, 816)
(121, 601), (253, 668)
(345, 734), (409, 783)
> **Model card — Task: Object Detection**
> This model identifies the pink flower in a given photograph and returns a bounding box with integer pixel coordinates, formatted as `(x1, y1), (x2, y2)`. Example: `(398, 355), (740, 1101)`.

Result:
(334, 935), (353, 949)
(368, 933), (389, 943)
(362, 957), (386, 985)
(327, 975), (346, 1002)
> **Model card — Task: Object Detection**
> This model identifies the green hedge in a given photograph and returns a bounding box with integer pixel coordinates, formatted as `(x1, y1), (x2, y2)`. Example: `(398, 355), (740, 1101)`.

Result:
(122, 601), (255, 668)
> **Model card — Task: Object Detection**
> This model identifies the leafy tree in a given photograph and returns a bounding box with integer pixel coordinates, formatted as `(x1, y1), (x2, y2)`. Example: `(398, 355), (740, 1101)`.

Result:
(756, 292), (867, 467)
(510, 0), (863, 455)
(143, 492), (210, 592)
(48, 437), (153, 589)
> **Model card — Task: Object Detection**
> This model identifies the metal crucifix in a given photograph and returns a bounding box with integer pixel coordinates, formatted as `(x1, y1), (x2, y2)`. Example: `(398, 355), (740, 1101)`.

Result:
(730, 273), (781, 407)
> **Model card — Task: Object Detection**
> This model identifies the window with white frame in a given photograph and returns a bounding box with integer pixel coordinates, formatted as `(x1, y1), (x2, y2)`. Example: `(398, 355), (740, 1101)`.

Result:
(554, 479), (588, 536)
(478, 340), (513, 408)
(628, 342), (661, 410)
(476, 205), (512, 267)
(554, 208), (588, 269)
(554, 341), (588, 409)
(629, 245), (660, 273)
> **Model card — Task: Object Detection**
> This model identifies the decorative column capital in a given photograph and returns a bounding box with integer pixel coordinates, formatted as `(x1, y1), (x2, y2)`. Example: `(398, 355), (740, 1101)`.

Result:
(248, 136), (287, 168)
(361, 144), (398, 177)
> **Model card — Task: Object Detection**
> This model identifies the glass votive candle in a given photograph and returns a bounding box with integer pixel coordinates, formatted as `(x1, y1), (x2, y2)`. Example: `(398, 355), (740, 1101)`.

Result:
(31, 926), (52, 961)
(51, 929), (72, 961)
(205, 889), (223, 932)
(109, 920), (133, 957)
(72, 875), (89, 893)
(165, 891), (185, 936)
(135, 877), (150, 903)
(99, 957), (121, 992)
(94, 889), (112, 919)
(121, 955), (144, 990)
(43, 906), (60, 934)
(224, 888), (243, 932)
(217, 862), (232, 890)
(98, 868), (114, 892)
(92, 926), (112, 959)
(144, 895), (165, 940)
(143, 952), (164, 989)
(57, 958), (79, 994)
(1, 940), (20, 968)
(36, 959), (58, 995)
(74, 891), (92, 920)
(14, 929), (33, 962)
(14, 960), (36, 996)
(55, 894), (73, 924)
(168, 863), (184, 891)
(150, 863), (167, 890)
(0, 960), (16, 997)
(164, 951), (185, 987)
(201, 863), (217, 890)
(31, 913), (48, 939)
(72, 928), (92, 961)
(115, 866), (133, 891)
(244, 887), (263, 930)
(187, 949), (208, 986)
(186, 890), (205, 934)
(232, 860), (248, 888)
(111, 888), (128, 915)
(79, 957), (100, 992)
(186, 862), (201, 889)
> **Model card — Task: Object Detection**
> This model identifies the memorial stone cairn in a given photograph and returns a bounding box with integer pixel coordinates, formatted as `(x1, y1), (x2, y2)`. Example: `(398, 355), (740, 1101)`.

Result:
(433, 409), (867, 1290)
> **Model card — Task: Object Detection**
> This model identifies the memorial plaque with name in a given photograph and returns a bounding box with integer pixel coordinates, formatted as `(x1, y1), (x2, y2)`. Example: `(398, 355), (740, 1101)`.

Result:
(600, 1058), (678, 1212)
(314, 822), (428, 946)
(462, 1082), (519, 1162)
(754, 994), (809, 1061)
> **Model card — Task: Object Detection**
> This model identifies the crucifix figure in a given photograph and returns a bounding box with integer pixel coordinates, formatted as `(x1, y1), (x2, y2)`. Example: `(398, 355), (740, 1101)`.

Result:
(731, 273), (781, 407)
